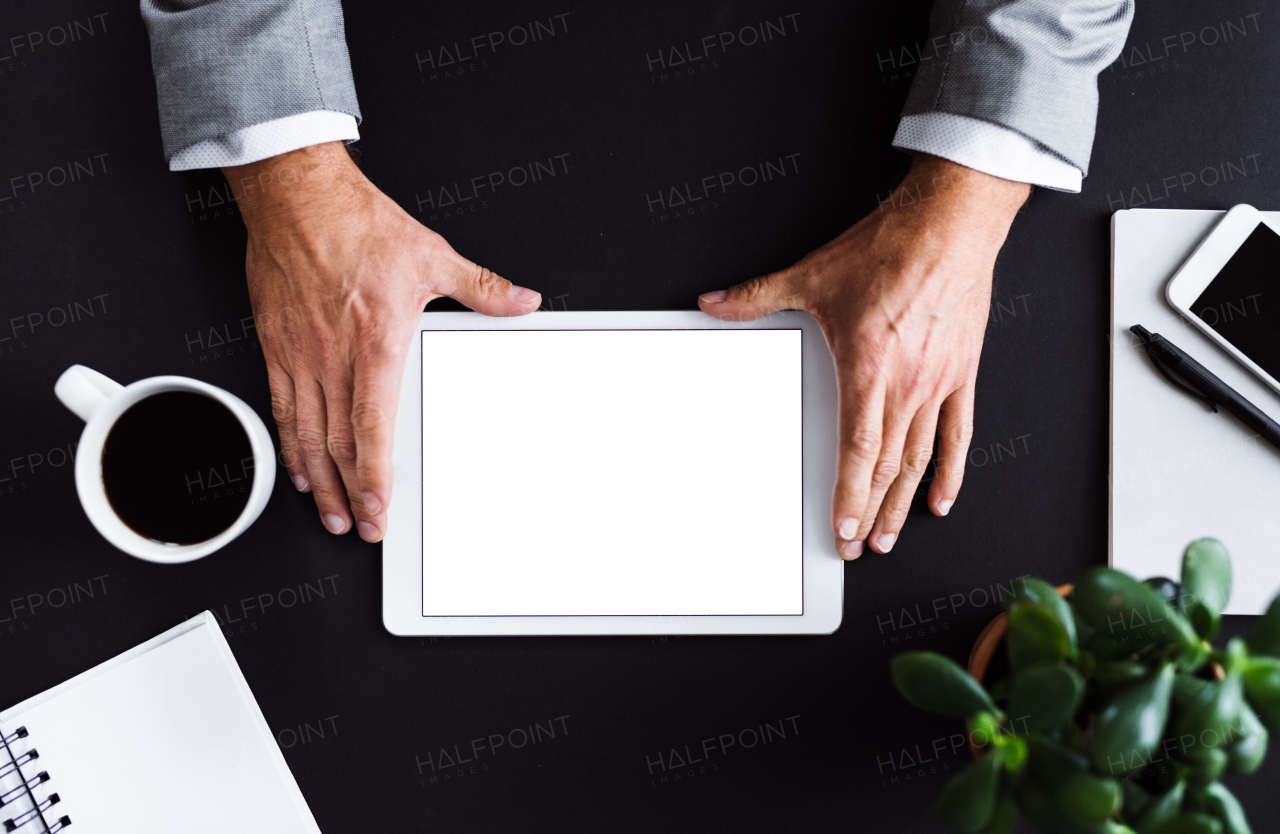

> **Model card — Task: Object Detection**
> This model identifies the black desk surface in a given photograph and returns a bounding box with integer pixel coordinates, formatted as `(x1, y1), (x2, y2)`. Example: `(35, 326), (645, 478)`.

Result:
(2, 1), (1278, 831)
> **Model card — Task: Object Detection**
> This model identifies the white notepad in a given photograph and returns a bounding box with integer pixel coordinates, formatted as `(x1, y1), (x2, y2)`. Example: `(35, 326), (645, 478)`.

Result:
(1111, 209), (1280, 614)
(0, 612), (319, 833)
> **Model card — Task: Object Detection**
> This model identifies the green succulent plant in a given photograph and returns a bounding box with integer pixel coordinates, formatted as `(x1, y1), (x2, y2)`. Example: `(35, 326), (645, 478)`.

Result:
(892, 539), (1279, 834)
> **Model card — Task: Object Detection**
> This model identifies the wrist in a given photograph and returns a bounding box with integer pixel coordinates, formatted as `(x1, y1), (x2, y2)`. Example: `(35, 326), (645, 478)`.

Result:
(224, 142), (363, 230)
(893, 154), (1030, 246)
(868, 155), (1028, 310)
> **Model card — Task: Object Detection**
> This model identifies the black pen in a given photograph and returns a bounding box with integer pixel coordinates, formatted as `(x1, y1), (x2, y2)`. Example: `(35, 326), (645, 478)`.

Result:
(1130, 324), (1280, 452)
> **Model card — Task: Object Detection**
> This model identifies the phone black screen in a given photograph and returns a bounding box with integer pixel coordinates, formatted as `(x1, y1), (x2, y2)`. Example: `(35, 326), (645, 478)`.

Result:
(1191, 222), (1280, 381)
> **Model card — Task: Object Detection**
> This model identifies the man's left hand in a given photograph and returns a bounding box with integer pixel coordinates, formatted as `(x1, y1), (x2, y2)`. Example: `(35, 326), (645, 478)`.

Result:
(698, 155), (1030, 559)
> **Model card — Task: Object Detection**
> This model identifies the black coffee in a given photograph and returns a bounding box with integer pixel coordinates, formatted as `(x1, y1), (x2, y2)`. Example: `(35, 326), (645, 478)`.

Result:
(102, 391), (255, 545)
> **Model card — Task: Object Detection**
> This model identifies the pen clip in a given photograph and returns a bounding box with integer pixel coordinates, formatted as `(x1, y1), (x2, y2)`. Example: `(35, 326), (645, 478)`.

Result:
(1147, 346), (1219, 413)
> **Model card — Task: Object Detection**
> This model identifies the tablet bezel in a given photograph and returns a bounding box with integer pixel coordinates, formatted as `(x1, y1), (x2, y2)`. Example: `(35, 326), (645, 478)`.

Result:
(383, 310), (843, 635)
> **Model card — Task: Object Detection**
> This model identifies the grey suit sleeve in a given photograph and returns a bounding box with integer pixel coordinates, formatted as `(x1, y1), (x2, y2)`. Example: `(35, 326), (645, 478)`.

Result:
(140, 0), (361, 161)
(903, 0), (1133, 174)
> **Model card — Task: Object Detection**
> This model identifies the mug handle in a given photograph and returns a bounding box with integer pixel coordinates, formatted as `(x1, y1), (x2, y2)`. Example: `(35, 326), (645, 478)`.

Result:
(55, 365), (125, 422)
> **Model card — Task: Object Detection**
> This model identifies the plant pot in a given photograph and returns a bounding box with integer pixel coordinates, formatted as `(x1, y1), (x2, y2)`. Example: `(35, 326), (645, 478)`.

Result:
(964, 584), (1073, 760)
(967, 584), (1074, 685)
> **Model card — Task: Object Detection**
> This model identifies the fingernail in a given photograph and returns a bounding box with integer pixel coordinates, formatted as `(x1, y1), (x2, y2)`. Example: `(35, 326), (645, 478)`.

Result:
(840, 539), (863, 560)
(323, 514), (346, 534)
(837, 517), (860, 540)
(877, 533), (896, 553)
(361, 491), (382, 515)
(938, 499), (953, 516)
(292, 474), (308, 492)
(508, 285), (541, 304)
(356, 521), (380, 542)
(699, 290), (728, 304)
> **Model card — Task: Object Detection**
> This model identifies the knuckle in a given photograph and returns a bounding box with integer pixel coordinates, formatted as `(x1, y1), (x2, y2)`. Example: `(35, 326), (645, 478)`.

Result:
(350, 400), (387, 437)
(845, 428), (881, 458)
(902, 446), (934, 477)
(327, 432), (358, 465)
(278, 446), (303, 470)
(270, 394), (297, 426)
(295, 427), (328, 460)
(872, 457), (900, 485)
(947, 418), (975, 448)
(471, 265), (507, 297)
(735, 276), (773, 304)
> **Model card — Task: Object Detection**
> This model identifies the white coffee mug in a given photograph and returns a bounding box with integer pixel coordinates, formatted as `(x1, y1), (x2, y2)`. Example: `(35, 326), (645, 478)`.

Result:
(55, 364), (276, 563)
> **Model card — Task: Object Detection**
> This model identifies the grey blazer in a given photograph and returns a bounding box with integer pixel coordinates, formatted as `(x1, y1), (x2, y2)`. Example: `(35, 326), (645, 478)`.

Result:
(903, 0), (1134, 174)
(141, 0), (1133, 173)
(140, 0), (361, 160)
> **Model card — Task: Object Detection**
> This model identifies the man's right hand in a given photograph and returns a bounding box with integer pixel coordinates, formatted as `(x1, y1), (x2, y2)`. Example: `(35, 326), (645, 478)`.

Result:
(225, 142), (541, 543)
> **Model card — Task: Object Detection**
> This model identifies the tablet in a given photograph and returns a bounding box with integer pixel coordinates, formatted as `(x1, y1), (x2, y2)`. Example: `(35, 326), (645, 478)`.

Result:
(383, 310), (842, 635)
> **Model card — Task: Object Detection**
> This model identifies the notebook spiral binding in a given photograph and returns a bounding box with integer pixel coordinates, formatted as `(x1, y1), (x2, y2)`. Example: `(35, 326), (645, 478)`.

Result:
(0, 728), (70, 833)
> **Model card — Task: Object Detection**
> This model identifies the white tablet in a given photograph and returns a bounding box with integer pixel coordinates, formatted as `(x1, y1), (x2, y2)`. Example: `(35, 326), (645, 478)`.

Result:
(383, 310), (842, 635)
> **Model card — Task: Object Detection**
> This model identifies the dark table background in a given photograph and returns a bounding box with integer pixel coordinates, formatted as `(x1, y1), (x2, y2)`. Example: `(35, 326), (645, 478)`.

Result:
(2, 1), (1278, 831)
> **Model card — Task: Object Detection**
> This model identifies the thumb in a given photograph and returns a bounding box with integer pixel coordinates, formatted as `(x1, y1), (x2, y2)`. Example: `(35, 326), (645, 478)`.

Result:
(437, 249), (541, 317)
(697, 268), (802, 322)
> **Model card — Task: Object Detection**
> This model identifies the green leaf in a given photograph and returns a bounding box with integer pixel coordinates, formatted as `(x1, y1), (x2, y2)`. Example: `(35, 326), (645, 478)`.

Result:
(1073, 568), (1199, 656)
(1026, 734), (1122, 824)
(1008, 602), (1072, 671)
(1242, 656), (1280, 710)
(1056, 771), (1123, 826)
(971, 712), (1002, 749)
(1198, 783), (1253, 834)
(1226, 703), (1268, 774)
(1015, 776), (1118, 834)
(892, 652), (997, 719)
(1183, 747), (1227, 792)
(1175, 668), (1245, 756)
(1246, 595), (1280, 657)
(1134, 781), (1186, 834)
(1012, 577), (1078, 653)
(1009, 662), (1084, 734)
(938, 749), (1003, 834)
(1092, 664), (1176, 776)
(976, 791), (1017, 834)
(1028, 734), (1091, 784)
(1094, 660), (1153, 688)
(1245, 688), (1280, 737)
(1181, 539), (1232, 617)
(1174, 674), (1210, 706)
(998, 735), (1027, 773)
(1188, 605), (1219, 642)
(1149, 813), (1223, 834)
(1225, 638), (1248, 673)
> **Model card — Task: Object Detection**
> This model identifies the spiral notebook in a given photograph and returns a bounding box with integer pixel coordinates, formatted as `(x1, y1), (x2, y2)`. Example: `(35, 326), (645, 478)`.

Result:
(0, 612), (319, 833)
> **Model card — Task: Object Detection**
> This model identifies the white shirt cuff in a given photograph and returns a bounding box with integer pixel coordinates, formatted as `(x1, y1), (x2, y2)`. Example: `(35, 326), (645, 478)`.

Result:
(893, 113), (1082, 193)
(169, 110), (360, 172)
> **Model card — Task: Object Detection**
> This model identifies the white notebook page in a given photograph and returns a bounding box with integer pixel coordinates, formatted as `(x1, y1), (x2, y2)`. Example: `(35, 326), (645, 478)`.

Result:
(0, 614), (318, 833)
(1111, 209), (1280, 614)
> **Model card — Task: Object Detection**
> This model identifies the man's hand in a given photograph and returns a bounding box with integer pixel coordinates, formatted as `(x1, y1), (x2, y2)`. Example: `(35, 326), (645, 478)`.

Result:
(225, 142), (541, 542)
(698, 154), (1029, 559)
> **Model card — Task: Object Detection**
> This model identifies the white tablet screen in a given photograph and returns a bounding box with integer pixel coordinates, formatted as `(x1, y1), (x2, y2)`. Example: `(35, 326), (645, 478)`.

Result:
(419, 329), (803, 617)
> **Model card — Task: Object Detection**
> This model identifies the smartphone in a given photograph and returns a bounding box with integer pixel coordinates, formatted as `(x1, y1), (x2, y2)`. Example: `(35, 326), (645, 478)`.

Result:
(1166, 203), (1280, 396)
